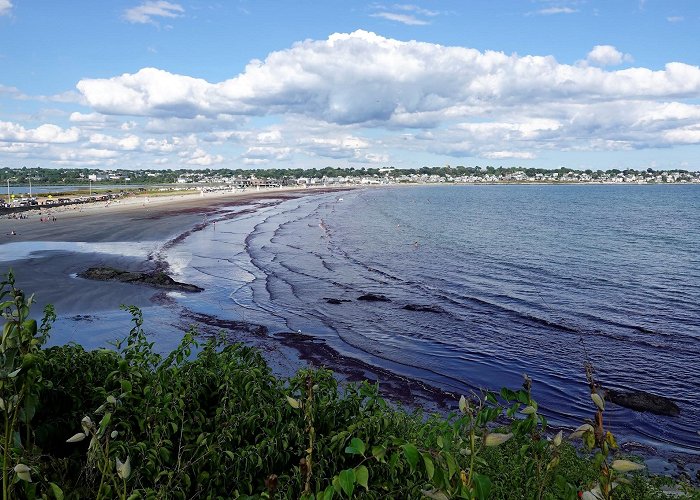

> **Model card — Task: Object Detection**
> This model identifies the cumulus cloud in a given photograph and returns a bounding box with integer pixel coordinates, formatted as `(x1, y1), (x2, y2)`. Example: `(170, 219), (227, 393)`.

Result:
(0, 121), (80, 144)
(586, 45), (632, 67)
(67, 30), (700, 164)
(123, 1), (184, 25)
(185, 148), (224, 166)
(0, 0), (12, 16)
(88, 133), (141, 151)
(77, 31), (700, 125)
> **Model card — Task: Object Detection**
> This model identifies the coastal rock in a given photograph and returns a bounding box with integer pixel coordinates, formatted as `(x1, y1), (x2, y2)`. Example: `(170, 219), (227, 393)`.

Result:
(403, 303), (446, 314)
(357, 293), (391, 302)
(80, 267), (203, 293)
(605, 389), (680, 417)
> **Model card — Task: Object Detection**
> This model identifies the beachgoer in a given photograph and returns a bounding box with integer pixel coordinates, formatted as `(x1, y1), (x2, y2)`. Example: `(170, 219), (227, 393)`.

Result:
(10, 230), (16, 236)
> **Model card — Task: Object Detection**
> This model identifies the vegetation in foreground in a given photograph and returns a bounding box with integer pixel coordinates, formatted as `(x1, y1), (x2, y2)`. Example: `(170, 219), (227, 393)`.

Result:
(0, 273), (697, 499)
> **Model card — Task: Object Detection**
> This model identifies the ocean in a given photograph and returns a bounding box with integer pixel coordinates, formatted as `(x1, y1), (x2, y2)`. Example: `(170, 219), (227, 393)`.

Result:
(48, 184), (700, 454)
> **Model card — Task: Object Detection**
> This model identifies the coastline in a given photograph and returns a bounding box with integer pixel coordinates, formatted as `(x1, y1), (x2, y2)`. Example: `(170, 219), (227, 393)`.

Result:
(0, 183), (697, 481)
(0, 182), (464, 413)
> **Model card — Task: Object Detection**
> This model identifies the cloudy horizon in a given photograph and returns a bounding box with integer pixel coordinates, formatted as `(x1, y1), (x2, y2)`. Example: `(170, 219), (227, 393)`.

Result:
(1, 1), (699, 171)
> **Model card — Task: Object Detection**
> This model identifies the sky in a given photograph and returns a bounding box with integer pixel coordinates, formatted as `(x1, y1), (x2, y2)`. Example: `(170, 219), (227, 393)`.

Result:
(1, 1), (700, 172)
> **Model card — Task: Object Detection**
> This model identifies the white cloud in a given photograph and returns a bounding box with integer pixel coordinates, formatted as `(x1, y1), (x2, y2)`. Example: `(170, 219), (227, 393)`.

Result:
(256, 130), (282, 144)
(69, 112), (107, 124)
(362, 153), (389, 163)
(123, 1), (184, 25)
(667, 16), (684, 23)
(186, 148), (224, 166)
(0, 121), (80, 144)
(77, 31), (700, 127)
(242, 146), (292, 161)
(537, 7), (577, 15)
(370, 12), (429, 25)
(586, 45), (633, 67)
(88, 133), (141, 151)
(64, 31), (700, 165)
(0, 84), (20, 96)
(0, 0), (12, 16)
(370, 3), (438, 25)
(483, 151), (537, 160)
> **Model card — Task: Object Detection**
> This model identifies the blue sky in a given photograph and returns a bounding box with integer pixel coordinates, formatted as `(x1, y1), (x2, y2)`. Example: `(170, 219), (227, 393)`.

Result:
(1, 1), (700, 171)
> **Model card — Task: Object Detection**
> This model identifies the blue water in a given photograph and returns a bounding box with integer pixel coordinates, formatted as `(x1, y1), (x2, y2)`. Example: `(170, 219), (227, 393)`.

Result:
(160, 184), (700, 454)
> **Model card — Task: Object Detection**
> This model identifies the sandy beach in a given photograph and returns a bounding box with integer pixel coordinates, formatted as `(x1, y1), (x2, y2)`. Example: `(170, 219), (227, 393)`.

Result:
(0, 186), (330, 318)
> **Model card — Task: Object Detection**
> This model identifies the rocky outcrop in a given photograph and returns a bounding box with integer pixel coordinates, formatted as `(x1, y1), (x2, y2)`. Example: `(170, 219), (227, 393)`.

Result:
(605, 389), (680, 417)
(357, 293), (391, 302)
(80, 267), (203, 293)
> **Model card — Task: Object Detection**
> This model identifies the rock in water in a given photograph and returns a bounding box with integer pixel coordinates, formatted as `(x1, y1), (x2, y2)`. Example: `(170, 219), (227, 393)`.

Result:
(357, 293), (391, 302)
(79, 267), (203, 293)
(605, 389), (680, 417)
(325, 298), (350, 305)
(403, 303), (446, 313)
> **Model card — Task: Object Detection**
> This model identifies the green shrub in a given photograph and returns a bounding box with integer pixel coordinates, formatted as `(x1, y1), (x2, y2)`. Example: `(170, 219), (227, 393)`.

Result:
(0, 273), (696, 499)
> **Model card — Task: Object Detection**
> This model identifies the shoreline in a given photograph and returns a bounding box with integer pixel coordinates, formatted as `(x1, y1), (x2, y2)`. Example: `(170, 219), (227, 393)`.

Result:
(0, 184), (697, 480)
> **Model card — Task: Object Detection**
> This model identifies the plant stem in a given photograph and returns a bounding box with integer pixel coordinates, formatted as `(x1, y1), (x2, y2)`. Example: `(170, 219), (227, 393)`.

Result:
(3, 413), (9, 500)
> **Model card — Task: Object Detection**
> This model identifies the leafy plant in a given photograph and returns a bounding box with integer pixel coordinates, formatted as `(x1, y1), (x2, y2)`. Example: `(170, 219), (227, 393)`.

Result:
(0, 271), (58, 500)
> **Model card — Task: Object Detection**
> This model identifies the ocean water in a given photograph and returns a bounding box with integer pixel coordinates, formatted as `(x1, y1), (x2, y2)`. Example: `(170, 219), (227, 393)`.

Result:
(57, 185), (700, 454)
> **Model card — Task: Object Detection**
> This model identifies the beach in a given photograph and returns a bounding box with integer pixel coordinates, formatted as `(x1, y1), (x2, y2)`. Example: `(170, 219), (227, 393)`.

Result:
(0, 189), (287, 312)
(1, 183), (698, 476)
(0, 184), (449, 403)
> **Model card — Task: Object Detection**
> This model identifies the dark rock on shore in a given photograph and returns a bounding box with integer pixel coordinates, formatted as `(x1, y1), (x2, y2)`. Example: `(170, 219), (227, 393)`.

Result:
(80, 267), (203, 293)
(403, 303), (446, 314)
(325, 298), (351, 305)
(357, 293), (391, 302)
(605, 389), (680, 417)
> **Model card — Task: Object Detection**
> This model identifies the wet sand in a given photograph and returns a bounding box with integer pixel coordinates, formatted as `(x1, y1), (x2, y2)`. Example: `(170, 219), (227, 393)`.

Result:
(0, 187), (328, 317)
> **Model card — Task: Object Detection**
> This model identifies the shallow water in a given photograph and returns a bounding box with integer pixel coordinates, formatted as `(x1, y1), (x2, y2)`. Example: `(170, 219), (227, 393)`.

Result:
(164, 185), (699, 454)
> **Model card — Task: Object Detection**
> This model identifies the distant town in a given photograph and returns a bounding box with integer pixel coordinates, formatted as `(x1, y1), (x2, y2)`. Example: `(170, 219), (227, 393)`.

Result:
(1, 165), (699, 189)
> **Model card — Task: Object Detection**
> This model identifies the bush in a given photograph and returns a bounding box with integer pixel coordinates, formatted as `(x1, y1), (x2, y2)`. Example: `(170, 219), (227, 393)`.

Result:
(0, 273), (695, 499)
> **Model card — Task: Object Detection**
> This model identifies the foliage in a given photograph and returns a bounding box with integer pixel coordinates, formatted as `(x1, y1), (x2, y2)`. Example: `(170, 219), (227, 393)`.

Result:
(0, 274), (696, 499)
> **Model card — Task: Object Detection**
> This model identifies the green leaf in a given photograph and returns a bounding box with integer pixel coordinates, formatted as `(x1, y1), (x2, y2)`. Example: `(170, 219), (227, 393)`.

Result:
(49, 482), (64, 500)
(322, 484), (335, 500)
(402, 443), (420, 472)
(444, 451), (457, 480)
(339, 469), (355, 498)
(121, 380), (132, 393)
(473, 473), (492, 500)
(99, 412), (112, 436)
(500, 388), (517, 401)
(344, 437), (366, 456)
(371, 445), (387, 462)
(422, 452), (435, 480)
(332, 476), (341, 494)
(355, 465), (369, 491)
(517, 391), (529, 405)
